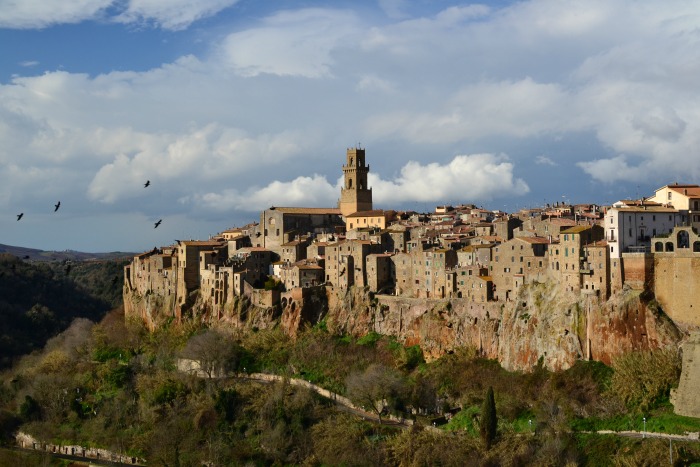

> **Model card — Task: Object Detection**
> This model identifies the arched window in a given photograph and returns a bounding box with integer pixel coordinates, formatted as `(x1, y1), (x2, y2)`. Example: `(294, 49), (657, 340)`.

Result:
(348, 178), (353, 189)
(666, 242), (674, 252)
(678, 230), (690, 249)
(655, 242), (663, 252)
(694, 241), (700, 252)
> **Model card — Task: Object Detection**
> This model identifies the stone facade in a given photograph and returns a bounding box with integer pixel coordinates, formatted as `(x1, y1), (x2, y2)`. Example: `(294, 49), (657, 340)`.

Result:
(653, 226), (700, 328)
(339, 147), (373, 216)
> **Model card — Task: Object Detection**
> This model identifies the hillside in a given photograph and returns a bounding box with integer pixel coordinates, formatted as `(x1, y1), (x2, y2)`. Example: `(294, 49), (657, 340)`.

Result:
(0, 253), (127, 368)
(0, 243), (134, 262)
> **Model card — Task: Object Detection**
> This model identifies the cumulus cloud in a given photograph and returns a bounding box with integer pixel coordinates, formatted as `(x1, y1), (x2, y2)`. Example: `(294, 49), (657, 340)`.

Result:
(193, 153), (529, 212)
(195, 174), (339, 212)
(364, 78), (574, 144)
(0, 0), (112, 28)
(87, 125), (308, 203)
(577, 156), (647, 184)
(0, 0), (237, 30)
(114, 0), (240, 30)
(217, 8), (361, 77)
(371, 154), (529, 204)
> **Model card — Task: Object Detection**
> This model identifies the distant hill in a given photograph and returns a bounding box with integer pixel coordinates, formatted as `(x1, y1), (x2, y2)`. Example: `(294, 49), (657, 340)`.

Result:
(0, 252), (129, 368)
(0, 243), (135, 262)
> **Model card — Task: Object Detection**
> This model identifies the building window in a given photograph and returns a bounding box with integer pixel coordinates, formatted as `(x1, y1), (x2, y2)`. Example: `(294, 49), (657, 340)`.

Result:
(668, 192), (672, 200)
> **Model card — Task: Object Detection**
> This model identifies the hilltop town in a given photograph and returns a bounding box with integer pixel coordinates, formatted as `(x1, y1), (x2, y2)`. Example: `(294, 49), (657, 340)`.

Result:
(124, 146), (700, 329)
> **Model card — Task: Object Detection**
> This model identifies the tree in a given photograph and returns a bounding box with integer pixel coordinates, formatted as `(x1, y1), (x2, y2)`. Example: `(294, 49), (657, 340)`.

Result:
(180, 329), (240, 378)
(481, 386), (497, 449)
(345, 363), (406, 423)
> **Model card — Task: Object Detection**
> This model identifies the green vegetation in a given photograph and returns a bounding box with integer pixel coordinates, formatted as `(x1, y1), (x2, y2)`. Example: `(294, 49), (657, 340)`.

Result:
(0, 254), (125, 369)
(480, 386), (497, 449)
(0, 296), (698, 465)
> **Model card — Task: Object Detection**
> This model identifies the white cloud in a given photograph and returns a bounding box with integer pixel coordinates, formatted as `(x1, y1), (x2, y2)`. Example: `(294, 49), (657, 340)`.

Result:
(370, 154), (529, 204)
(0, 0), (238, 30)
(364, 78), (574, 144)
(193, 153), (529, 213)
(577, 155), (647, 184)
(87, 125), (308, 203)
(217, 8), (361, 78)
(536, 155), (557, 166)
(0, 0), (111, 28)
(19, 61), (39, 67)
(196, 174), (339, 212)
(115, 0), (240, 30)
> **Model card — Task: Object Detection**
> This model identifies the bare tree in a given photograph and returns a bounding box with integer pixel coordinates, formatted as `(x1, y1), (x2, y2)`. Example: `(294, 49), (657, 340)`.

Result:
(180, 329), (240, 378)
(345, 363), (406, 423)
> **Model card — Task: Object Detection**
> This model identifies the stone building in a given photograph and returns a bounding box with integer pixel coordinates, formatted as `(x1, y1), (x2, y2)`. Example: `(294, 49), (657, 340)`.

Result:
(605, 201), (682, 259)
(256, 207), (344, 255)
(339, 147), (373, 216)
(549, 225), (604, 293)
(279, 260), (324, 290)
(324, 239), (382, 289)
(491, 236), (549, 301)
(652, 226), (700, 327)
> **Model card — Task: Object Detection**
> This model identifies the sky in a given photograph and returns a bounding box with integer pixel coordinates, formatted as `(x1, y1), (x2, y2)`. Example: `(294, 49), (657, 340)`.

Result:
(2, 0), (700, 253)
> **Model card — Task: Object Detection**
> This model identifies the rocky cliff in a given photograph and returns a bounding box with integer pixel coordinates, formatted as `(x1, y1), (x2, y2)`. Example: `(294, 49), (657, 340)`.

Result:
(323, 282), (682, 372)
(125, 280), (682, 372)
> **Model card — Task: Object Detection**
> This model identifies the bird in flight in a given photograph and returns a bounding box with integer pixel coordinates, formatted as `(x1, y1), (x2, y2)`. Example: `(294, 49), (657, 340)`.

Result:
(54, 201), (61, 212)
(144, 180), (150, 188)
(154, 219), (162, 228)
(16, 213), (23, 221)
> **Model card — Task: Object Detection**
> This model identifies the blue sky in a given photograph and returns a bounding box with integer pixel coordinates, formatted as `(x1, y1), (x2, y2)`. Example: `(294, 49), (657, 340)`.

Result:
(2, 0), (700, 252)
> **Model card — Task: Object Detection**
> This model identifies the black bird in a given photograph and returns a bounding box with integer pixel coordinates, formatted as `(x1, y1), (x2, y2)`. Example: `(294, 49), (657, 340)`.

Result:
(154, 219), (162, 228)
(144, 180), (150, 188)
(16, 213), (23, 221)
(54, 201), (61, 212)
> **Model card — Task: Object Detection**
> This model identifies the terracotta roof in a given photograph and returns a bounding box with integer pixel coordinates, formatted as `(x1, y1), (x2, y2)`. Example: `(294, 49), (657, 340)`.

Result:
(180, 240), (226, 247)
(516, 236), (551, 244)
(561, 225), (596, 234)
(613, 206), (678, 213)
(346, 209), (394, 218)
(668, 186), (700, 197)
(268, 207), (341, 215)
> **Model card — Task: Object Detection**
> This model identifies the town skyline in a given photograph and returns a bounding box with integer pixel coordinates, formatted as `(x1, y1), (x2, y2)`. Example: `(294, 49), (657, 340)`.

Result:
(2, 1), (699, 252)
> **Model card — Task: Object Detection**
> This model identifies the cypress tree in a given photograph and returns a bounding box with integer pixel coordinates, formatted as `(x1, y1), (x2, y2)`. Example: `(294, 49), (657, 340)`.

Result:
(480, 386), (497, 449)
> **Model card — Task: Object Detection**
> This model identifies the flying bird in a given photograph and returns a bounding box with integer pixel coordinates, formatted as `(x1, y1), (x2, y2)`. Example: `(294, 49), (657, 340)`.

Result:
(54, 201), (61, 212)
(144, 180), (150, 188)
(16, 213), (23, 221)
(154, 219), (162, 229)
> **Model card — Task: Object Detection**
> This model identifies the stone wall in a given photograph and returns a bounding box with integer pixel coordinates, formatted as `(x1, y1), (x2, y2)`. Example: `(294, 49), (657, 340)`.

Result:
(671, 332), (700, 418)
(654, 256), (700, 328)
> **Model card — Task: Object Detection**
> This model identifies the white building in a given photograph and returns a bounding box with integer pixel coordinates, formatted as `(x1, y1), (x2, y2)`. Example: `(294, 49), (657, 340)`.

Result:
(605, 201), (683, 259)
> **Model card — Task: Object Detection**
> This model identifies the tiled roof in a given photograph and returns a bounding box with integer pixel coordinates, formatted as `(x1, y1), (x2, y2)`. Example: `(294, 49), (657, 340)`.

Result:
(346, 209), (394, 218)
(268, 207), (342, 215)
(516, 236), (551, 244)
(560, 225), (595, 234)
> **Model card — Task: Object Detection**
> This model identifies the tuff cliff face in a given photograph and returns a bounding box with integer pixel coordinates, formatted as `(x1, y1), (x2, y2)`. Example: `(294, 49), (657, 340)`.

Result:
(125, 280), (682, 372)
(323, 283), (682, 372)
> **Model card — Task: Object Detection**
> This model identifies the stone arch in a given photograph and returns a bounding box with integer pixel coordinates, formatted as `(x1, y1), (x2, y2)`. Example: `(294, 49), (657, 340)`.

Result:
(281, 297), (288, 309)
(666, 242), (674, 252)
(678, 230), (690, 248)
(655, 242), (663, 252)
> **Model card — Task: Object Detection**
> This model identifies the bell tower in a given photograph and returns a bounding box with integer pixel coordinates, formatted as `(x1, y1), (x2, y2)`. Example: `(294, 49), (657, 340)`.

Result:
(339, 147), (373, 217)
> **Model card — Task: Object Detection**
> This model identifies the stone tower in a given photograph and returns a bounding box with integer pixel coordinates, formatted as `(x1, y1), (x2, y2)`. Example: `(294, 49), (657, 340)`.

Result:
(339, 147), (373, 217)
